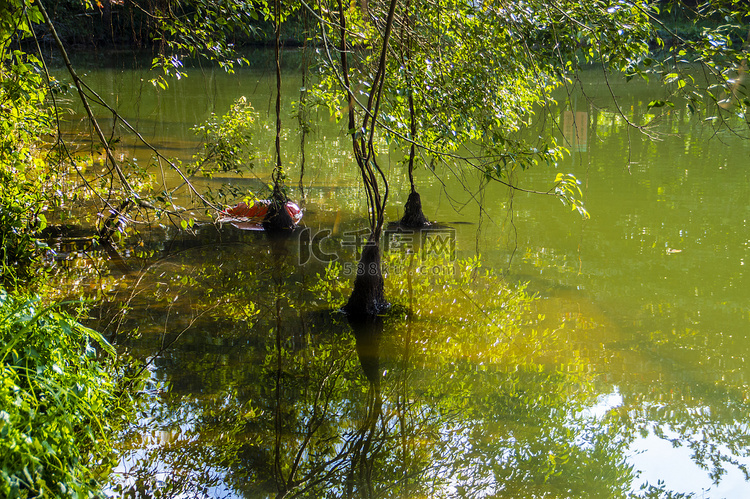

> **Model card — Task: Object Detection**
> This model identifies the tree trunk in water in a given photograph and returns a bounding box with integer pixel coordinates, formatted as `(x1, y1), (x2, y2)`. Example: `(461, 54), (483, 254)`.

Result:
(343, 239), (389, 318)
(399, 190), (430, 228)
(264, 0), (294, 233)
(263, 186), (296, 231)
(335, 0), (396, 318)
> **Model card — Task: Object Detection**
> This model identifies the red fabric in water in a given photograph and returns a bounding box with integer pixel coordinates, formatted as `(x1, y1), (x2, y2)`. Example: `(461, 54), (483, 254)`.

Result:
(222, 200), (302, 224)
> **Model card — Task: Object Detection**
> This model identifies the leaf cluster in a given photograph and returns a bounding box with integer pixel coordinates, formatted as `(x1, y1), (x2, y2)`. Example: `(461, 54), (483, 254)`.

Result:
(189, 96), (258, 178)
(0, 48), (53, 287)
(310, 0), (661, 216)
(0, 289), (124, 499)
(149, 0), (301, 81)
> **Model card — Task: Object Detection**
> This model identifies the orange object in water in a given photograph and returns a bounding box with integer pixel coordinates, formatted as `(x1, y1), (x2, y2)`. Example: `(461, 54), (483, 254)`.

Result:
(220, 200), (303, 225)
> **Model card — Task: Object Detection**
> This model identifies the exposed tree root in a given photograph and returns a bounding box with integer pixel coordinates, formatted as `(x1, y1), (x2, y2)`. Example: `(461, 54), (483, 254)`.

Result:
(343, 242), (390, 318)
(262, 187), (296, 231)
(399, 190), (430, 228)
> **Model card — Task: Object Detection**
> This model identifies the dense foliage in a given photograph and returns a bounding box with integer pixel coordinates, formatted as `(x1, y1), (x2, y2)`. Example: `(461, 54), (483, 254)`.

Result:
(0, 290), (122, 498)
(4, 0), (749, 244)
(0, 47), (51, 286)
(1, 5), (142, 499)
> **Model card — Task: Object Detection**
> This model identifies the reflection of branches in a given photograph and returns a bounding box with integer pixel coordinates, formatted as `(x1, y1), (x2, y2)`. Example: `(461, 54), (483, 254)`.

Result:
(274, 315), (386, 499)
(345, 316), (384, 498)
(623, 378), (750, 484)
(345, 381), (382, 499)
(103, 240), (651, 497)
(112, 285), (221, 402)
(281, 353), (354, 494)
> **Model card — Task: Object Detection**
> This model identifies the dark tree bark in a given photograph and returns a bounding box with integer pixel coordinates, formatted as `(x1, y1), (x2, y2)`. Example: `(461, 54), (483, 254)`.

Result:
(336, 0), (397, 318)
(342, 241), (389, 318)
(262, 185), (296, 231)
(399, 190), (430, 228)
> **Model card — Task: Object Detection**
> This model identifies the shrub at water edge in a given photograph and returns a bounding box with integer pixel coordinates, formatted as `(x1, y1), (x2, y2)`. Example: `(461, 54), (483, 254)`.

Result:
(0, 288), (124, 498)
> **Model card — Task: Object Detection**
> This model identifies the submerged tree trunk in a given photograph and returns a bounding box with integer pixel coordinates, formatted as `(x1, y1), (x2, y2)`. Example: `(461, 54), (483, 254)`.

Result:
(263, 185), (296, 231)
(343, 239), (389, 318)
(264, 0), (295, 232)
(399, 190), (430, 228)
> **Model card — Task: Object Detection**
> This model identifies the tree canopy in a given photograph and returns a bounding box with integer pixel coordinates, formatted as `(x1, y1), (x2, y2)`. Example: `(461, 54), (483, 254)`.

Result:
(2, 0), (749, 255)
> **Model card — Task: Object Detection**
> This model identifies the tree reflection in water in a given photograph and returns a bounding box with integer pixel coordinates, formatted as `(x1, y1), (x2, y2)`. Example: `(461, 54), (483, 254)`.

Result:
(97, 229), (747, 498)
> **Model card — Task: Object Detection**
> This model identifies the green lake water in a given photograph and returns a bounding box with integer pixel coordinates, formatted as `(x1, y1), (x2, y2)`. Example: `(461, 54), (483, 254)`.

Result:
(53, 50), (750, 498)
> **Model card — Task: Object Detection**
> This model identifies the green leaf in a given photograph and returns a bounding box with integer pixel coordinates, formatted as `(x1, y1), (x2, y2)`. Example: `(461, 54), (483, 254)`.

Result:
(647, 100), (674, 110)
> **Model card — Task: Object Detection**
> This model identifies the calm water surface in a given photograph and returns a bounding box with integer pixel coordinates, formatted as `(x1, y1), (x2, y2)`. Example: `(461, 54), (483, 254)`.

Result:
(54, 51), (750, 498)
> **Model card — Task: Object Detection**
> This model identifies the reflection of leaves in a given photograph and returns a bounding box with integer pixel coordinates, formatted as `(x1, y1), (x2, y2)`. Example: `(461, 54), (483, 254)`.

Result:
(625, 384), (750, 486)
(630, 480), (694, 499)
(610, 315), (750, 486)
(308, 262), (349, 310)
(105, 245), (672, 497)
(375, 254), (637, 497)
(117, 390), (259, 499)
